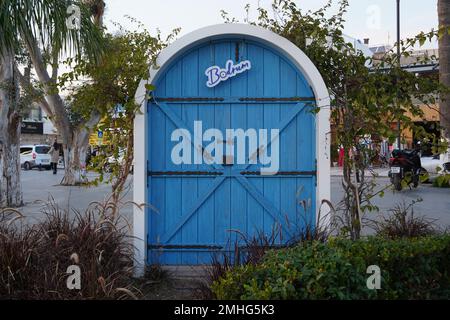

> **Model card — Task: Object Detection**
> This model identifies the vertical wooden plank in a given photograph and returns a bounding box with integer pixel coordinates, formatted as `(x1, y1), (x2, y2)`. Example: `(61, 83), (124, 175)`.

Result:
(149, 105), (166, 263)
(246, 43), (264, 238)
(296, 72), (314, 97)
(230, 40), (248, 248)
(164, 61), (183, 265)
(279, 58), (298, 243)
(197, 44), (216, 263)
(296, 72), (316, 229)
(262, 48), (281, 236)
(213, 41), (231, 251)
(297, 74), (315, 171)
(295, 177), (314, 230)
(148, 72), (167, 264)
(309, 177), (316, 228)
(180, 50), (199, 264)
(149, 177), (165, 263)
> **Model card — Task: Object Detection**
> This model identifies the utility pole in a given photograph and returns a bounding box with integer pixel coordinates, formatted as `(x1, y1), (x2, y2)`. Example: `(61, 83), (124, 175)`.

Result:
(396, 0), (402, 150)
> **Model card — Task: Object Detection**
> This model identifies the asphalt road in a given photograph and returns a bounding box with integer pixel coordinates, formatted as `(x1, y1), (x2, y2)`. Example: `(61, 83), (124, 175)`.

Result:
(14, 169), (450, 228)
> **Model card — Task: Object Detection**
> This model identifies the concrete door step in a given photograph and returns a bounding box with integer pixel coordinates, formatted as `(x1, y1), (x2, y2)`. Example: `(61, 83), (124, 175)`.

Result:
(162, 266), (210, 280)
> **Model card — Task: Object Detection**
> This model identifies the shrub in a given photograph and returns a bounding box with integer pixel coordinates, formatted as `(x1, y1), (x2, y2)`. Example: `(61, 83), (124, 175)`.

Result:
(211, 236), (450, 300)
(0, 200), (139, 300)
(200, 203), (335, 299)
(196, 228), (282, 299)
(433, 174), (450, 188)
(370, 201), (438, 239)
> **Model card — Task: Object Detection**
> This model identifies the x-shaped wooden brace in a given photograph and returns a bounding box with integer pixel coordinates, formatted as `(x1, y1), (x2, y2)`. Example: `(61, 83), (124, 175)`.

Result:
(149, 101), (309, 243)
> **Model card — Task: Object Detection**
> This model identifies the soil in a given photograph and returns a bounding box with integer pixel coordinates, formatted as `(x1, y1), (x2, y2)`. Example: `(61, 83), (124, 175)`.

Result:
(135, 266), (212, 300)
(141, 278), (207, 300)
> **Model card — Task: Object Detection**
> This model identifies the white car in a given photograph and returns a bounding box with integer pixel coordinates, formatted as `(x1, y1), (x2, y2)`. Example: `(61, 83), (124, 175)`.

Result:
(421, 154), (450, 174)
(20, 145), (52, 171)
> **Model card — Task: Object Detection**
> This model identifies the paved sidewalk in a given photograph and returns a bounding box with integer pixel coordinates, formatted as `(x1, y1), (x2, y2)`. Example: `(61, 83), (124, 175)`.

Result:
(331, 166), (390, 177)
(18, 170), (133, 223)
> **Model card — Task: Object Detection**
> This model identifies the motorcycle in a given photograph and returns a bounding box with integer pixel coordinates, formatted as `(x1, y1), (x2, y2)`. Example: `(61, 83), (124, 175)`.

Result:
(389, 149), (424, 191)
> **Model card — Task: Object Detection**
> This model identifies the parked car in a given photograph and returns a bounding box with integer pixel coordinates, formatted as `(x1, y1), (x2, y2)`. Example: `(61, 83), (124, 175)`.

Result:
(20, 145), (52, 171)
(421, 154), (450, 174)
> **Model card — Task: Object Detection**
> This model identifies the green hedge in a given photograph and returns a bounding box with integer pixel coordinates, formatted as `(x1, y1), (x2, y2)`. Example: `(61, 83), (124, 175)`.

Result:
(211, 236), (450, 300)
(433, 174), (450, 188)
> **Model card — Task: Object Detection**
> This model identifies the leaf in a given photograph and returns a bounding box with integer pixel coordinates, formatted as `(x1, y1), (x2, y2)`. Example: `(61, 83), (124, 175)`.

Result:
(144, 83), (155, 92)
(419, 36), (426, 47)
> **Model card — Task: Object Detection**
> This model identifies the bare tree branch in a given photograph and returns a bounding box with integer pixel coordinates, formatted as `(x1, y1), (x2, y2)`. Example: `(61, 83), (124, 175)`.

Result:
(13, 64), (54, 119)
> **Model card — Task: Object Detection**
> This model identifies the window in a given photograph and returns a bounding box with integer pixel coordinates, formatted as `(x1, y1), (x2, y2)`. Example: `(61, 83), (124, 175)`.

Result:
(23, 106), (42, 121)
(20, 147), (33, 155)
(35, 146), (50, 154)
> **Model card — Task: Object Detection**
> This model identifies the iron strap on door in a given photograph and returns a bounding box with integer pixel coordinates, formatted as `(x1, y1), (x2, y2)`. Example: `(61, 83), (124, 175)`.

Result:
(238, 97), (315, 102)
(148, 171), (223, 176)
(147, 243), (289, 251)
(240, 171), (317, 176)
(148, 244), (223, 250)
(148, 171), (317, 177)
(150, 96), (316, 104)
(155, 97), (225, 102)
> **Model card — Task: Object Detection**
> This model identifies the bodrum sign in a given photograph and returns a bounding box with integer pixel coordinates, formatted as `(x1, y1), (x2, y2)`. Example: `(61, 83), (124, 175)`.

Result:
(133, 24), (330, 271)
(205, 59), (252, 88)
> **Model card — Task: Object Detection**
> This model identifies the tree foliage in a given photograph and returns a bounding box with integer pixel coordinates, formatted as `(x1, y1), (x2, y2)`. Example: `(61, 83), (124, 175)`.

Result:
(60, 20), (180, 210)
(0, 0), (103, 60)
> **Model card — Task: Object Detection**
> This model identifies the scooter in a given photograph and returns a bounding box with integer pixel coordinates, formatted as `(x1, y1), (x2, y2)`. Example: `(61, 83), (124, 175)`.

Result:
(389, 149), (423, 191)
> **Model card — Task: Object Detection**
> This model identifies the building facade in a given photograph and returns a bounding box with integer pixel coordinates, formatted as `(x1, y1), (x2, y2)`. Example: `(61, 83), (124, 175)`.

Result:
(374, 48), (441, 155)
(20, 103), (59, 146)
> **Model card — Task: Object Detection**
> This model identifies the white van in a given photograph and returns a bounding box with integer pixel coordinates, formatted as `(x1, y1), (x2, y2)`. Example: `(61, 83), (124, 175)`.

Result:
(20, 145), (52, 171)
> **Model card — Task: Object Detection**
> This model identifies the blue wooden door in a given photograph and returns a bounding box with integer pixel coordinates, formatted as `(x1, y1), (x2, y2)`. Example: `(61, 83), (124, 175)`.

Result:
(147, 39), (316, 265)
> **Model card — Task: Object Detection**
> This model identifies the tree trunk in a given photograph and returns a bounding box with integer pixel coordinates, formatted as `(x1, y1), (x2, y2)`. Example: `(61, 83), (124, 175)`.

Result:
(0, 52), (23, 208)
(342, 152), (361, 240)
(60, 113), (101, 186)
(439, 0), (450, 162)
(22, 31), (100, 186)
(61, 129), (89, 186)
(110, 123), (135, 218)
(61, 134), (85, 186)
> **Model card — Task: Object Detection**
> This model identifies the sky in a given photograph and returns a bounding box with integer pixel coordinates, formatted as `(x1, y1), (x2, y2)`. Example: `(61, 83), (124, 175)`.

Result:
(103, 0), (439, 49)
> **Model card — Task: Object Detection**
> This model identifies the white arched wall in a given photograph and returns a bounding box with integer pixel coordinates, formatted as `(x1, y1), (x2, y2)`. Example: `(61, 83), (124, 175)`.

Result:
(133, 24), (331, 274)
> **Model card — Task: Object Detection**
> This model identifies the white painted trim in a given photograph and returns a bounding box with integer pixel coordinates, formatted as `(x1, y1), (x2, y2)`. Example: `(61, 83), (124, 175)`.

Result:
(133, 79), (148, 276)
(133, 24), (331, 271)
